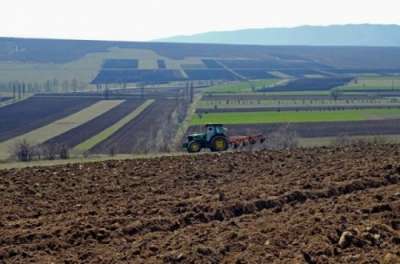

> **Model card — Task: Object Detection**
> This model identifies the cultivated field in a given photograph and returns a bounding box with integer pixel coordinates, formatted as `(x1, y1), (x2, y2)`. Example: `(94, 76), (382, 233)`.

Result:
(44, 99), (147, 150)
(338, 76), (400, 91)
(0, 145), (399, 263)
(191, 109), (400, 125)
(189, 119), (400, 139)
(73, 100), (154, 154)
(205, 80), (280, 93)
(0, 100), (123, 160)
(0, 96), (99, 142)
(3, 38), (400, 158)
(91, 99), (189, 154)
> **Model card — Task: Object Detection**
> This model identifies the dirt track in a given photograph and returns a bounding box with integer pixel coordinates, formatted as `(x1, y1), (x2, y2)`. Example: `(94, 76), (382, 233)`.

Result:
(0, 145), (400, 263)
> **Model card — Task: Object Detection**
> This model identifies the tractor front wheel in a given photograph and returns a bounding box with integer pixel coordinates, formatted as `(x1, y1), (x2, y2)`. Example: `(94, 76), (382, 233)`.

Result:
(210, 136), (229, 152)
(188, 141), (202, 153)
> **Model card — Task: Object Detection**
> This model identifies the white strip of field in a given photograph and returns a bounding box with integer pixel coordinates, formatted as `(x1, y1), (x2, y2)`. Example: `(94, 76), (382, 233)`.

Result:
(0, 100), (124, 160)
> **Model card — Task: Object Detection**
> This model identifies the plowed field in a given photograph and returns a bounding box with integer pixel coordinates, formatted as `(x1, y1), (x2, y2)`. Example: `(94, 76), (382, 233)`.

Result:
(0, 145), (400, 263)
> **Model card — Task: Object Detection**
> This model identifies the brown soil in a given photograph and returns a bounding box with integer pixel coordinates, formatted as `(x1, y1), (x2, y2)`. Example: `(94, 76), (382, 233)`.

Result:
(0, 145), (399, 263)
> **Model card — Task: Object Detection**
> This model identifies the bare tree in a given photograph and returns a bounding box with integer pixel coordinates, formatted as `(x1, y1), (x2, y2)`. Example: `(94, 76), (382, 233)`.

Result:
(11, 139), (35, 162)
(59, 144), (70, 160)
(41, 144), (59, 160)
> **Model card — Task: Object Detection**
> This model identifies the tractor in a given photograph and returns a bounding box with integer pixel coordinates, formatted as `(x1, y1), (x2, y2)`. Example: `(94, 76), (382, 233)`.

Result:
(183, 124), (265, 153)
(183, 124), (229, 153)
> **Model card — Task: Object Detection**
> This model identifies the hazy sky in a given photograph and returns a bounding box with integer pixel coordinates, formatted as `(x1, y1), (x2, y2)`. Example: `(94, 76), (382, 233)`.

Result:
(2, 0), (400, 41)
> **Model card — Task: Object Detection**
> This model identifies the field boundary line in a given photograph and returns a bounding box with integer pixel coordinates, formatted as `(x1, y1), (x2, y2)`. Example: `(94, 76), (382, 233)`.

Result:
(0, 100), (124, 161)
(73, 99), (155, 154)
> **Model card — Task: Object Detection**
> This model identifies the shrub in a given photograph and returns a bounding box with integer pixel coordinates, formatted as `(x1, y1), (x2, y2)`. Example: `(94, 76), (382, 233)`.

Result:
(265, 124), (299, 150)
(11, 139), (35, 162)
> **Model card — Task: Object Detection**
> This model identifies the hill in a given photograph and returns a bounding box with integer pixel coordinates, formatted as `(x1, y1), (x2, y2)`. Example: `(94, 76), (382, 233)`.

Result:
(2, 37), (400, 69)
(158, 24), (400, 47)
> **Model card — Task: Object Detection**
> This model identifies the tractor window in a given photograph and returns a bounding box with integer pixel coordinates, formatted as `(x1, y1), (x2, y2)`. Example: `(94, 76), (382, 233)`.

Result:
(216, 127), (224, 134)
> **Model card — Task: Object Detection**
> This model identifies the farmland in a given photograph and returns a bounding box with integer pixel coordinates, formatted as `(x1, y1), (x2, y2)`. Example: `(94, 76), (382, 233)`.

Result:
(184, 69), (239, 81)
(0, 96), (99, 141)
(2, 38), (400, 159)
(73, 100), (154, 153)
(337, 76), (400, 91)
(91, 99), (189, 154)
(260, 77), (354, 92)
(189, 119), (400, 139)
(205, 79), (280, 93)
(0, 144), (399, 262)
(0, 100), (123, 160)
(191, 108), (400, 125)
(92, 69), (185, 84)
(44, 99), (146, 149)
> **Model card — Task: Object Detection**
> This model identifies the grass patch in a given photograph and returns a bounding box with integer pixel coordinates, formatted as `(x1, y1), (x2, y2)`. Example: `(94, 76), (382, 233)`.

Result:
(73, 100), (155, 153)
(191, 108), (400, 125)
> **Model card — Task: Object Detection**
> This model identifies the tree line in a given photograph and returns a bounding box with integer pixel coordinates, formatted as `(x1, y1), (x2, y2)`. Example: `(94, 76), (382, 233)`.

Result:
(0, 78), (88, 96)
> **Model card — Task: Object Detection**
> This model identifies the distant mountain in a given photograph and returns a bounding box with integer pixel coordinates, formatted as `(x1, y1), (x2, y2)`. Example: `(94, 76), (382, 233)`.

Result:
(157, 24), (400, 47)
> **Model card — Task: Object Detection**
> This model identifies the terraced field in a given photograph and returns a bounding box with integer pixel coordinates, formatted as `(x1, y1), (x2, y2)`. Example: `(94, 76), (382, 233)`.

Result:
(0, 145), (399, 263)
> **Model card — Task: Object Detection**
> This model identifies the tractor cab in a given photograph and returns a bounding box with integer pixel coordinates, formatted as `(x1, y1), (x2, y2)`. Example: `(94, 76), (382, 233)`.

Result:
(183, 124), (229, 153)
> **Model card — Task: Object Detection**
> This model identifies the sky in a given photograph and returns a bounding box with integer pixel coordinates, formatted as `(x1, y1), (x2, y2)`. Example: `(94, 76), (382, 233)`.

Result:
(1, 0), (400, 41)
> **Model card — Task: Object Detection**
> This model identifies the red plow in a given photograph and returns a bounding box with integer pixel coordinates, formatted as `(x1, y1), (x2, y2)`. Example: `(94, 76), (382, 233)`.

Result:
(229, 134), (266, 149)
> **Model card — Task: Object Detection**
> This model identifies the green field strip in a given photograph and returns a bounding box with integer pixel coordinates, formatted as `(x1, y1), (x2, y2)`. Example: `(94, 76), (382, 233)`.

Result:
(73, 99), (155, 153)
(0, 100), (124, 160)
(191, 108), (400, 125)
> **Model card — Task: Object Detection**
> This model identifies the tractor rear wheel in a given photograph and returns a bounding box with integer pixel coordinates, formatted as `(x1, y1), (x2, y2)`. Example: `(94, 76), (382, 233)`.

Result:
(188, 141), (202, 153)
(210, 136), (229, 152)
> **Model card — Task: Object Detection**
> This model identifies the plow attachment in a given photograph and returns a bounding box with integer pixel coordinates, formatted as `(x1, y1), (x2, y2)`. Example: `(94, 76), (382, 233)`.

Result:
(229, 135), (266, 149)
(183, 124), (266, 153)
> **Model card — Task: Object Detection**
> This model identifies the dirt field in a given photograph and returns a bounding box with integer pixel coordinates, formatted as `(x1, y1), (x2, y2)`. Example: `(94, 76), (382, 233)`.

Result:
(0, 144), (399, 263)
(90, 99), (188, 154)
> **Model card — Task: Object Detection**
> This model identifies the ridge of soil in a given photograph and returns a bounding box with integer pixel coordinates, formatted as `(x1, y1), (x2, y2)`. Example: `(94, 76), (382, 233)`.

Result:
(0, 144), (400, 263)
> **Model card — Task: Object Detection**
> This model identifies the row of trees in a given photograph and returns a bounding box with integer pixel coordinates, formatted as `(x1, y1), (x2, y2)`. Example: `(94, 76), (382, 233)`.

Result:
(0, 78), (88, 95)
